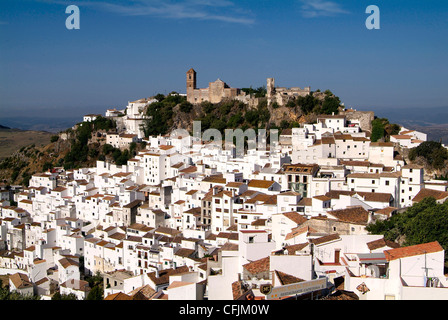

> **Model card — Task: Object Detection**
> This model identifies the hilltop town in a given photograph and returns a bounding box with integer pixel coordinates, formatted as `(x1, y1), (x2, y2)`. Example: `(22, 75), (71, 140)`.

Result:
(1, 69), (448, 301)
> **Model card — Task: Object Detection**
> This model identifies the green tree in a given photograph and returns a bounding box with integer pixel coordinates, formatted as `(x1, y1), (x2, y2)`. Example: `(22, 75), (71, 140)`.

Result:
(86, 285), (103, 300)
(321, 96), (341, 115)
(52, 292), (78, 300)
(179, 101), (193, 113)
(409, 141), (448, 170)
(367, 197), (448, 255)
(371, 118), (385, 142)
(103, 144), (115, 155)
(227, 113), (244, 128)
(85, 271), (104, 300)
(297, 95), (317, 114)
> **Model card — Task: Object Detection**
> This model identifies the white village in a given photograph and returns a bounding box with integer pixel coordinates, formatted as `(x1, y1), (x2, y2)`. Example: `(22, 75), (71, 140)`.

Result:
(1, 70), (448, 301)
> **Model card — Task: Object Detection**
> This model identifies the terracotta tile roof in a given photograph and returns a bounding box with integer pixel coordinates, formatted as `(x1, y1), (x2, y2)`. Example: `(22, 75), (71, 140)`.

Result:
(202, 176), (227, 184)
(285, 226), (315, 240)
(60, 279), (90, 291)
(179, 166), (197, 174)
(58, 257), (79, 269)
(298, 197), (312, 206)
(147, 266), (190, 286)
(327, 206), (370, 225)
(243, 256), (270, 274)
(9, 273), (33, 289)
(213, 190), (234, 198)
(370, 142), (394, 147)
(282, 212), (307, 225)
(251, 219), (267, 226)
(356, 192), (392, 203)
(412, 189), (448, 203)
(310, 233), (341, 246)
(391, 135), (412, 140)
(274, 270), (305, 286)
(325, 190), (356, 199)
(221, 242), (239, 251)
(104, 292), (132, 300)
(281, 243), (309, 255)
(244, 193), (271, 204)
(375, 206), (398, 217)
(248, 179), (275, 189)
(217, 232), (239, 241)
(128, 285), (156, 300)
(263, 195), (277, 205)
(367, 238), (400, 251)
(174, 248), (195, 258)
(279, 191), (301, 196)
(313, 195), (331, 202)
(128, 223), (153, 232)
(324, 290), (359, 300)
(384, 241), (443, 261)
(226, 182), (244, 188)
(154, 227), (182, 237)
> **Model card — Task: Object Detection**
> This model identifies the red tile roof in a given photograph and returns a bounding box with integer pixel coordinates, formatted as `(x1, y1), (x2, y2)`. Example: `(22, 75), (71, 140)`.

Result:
(384, 241), (443, 261)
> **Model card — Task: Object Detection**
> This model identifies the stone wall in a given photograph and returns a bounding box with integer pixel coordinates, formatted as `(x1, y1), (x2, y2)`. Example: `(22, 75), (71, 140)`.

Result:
(340, 110), (375, 133)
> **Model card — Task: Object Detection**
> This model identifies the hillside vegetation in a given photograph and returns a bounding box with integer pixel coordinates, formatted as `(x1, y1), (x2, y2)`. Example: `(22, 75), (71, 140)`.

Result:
(367, 197), (448, 256)
(142, 89), (342, 136)
(0, 127), (53, 160)
(0, 116), (144, 185)
(0, 89), (343, 186)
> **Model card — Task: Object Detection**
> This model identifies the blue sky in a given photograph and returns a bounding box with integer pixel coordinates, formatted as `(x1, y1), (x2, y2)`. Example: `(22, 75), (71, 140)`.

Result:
(1, 0), (448, 121)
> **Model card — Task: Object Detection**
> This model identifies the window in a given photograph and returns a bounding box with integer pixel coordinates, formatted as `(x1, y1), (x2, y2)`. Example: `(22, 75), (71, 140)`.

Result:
(385, 180), (390, 186)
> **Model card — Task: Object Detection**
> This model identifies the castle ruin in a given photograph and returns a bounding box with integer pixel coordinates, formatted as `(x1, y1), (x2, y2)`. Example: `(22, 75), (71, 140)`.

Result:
(186, 68), (311, 107)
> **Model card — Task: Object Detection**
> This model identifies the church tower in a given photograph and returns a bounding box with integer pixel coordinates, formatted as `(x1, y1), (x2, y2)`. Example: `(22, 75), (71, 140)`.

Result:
(186, 68), (197, 91)
(186, 68), (197, 104)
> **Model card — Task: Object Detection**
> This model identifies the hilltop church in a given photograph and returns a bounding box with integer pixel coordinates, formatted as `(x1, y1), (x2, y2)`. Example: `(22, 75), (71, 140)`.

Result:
(186, 68), (311, 107)
(186, 68), (248, 104)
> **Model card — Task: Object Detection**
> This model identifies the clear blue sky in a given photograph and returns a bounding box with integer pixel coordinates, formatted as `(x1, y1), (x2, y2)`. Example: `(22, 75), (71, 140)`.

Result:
(1, 0), (448, 119)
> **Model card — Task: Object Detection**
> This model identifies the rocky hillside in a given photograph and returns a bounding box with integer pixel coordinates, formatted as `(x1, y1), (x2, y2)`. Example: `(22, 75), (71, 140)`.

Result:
(142, 89), (342, 136)
(0, 89), (343, 186)
(0, 117), (145, 185)
(0, 127), (53, 160)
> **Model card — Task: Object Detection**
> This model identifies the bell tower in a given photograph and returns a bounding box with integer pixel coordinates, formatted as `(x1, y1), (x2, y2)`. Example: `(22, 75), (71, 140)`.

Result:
(186, 68), (197, 91)
(186, 68), (197, 104)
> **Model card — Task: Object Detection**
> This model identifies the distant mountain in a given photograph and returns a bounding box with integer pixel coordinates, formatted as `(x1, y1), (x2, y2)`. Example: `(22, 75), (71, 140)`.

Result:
(1, 117), (79, 133)
(371, 106), (448, 143)
(372, 106), (448, 127)
(0, 128), (53, 160)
